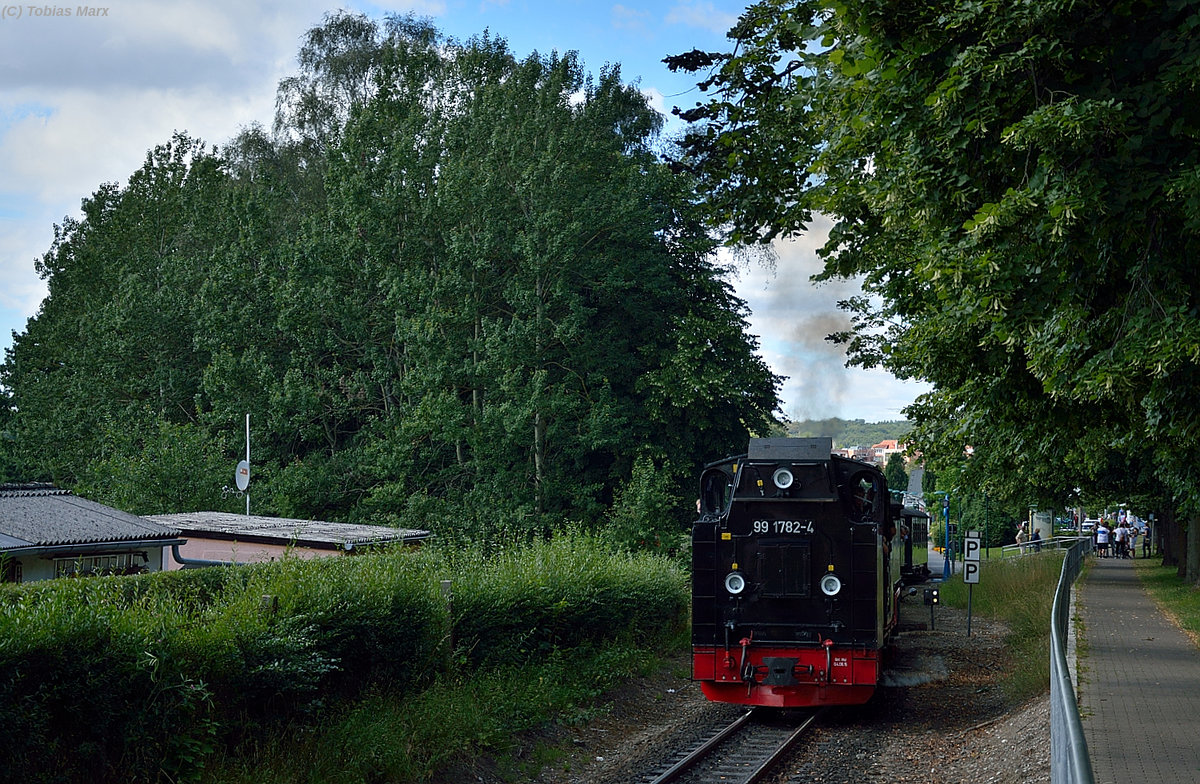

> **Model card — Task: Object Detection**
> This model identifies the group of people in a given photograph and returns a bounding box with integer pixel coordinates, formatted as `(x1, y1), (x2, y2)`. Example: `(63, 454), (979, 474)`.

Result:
(1014, 523), (1042, 553)
(1011, 517), (1153, 559)
(1094, 518), (1148, 559)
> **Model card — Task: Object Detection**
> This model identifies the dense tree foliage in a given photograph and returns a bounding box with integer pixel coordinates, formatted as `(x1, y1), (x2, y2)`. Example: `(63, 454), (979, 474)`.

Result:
(0, 14), (780, 542)
(884, 453), (908, 496)
(668, 0), (1200, 575)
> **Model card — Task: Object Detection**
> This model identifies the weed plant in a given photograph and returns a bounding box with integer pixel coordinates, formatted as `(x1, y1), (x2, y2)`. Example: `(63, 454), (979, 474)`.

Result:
(935, 551), (1063, 701)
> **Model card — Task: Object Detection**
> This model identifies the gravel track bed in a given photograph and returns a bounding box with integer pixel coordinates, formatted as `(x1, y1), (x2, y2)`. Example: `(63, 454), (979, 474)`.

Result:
(457, 602), (1050, 784)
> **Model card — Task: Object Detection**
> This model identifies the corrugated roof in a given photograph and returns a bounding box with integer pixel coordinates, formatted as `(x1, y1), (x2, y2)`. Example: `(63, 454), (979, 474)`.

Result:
(0, 484), (182, 547)
(148, 511), (429, 549)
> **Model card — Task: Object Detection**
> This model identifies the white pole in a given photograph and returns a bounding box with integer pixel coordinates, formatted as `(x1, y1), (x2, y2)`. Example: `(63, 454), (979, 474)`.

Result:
(245, 413), (250, 516)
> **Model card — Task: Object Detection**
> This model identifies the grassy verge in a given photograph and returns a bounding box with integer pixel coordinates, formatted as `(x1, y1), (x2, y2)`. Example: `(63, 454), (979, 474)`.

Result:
(198, 636), (685, 784)
(1131, 557), (1200, 646)
(934, 552), (1063, 701)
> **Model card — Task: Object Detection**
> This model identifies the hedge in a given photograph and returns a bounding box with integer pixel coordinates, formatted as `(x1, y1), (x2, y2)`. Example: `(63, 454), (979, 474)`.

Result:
(0, 532), (687, 783)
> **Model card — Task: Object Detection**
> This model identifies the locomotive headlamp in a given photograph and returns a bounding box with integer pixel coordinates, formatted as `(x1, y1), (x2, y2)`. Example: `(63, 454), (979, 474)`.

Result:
(819, 571), (842, 597)
(724, 571), (747, 595)
(772, 467), (794, 489)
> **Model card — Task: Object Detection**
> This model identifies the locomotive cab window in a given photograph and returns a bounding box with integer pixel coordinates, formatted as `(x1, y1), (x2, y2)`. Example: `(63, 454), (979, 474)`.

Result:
(700, 466), (735, 518)
(847, 470), (884, 521)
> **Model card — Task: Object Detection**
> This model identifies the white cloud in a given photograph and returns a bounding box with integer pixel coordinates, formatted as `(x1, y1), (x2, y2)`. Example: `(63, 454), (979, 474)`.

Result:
(0, 1), (340, 342)
(664, 0), (737, 35)
(612, 4), (651, 33)
(640, 85), (667, 116)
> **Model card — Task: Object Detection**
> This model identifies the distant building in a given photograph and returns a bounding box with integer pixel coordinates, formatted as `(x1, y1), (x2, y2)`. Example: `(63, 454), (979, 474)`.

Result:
(149, 511), (431, 568)
(871, 439), (906, 464)
(0, 484), (185, 583)
(838, 445), (876, 463)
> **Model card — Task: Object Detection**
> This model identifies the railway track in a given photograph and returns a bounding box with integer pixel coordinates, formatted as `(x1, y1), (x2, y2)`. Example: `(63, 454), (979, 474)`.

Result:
(642, 708), (821, 784)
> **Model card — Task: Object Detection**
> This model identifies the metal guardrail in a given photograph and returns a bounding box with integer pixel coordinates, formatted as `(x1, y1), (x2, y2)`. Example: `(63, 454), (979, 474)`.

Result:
(1050, 538), (1095, 784)
(998, 534), (1088, 557)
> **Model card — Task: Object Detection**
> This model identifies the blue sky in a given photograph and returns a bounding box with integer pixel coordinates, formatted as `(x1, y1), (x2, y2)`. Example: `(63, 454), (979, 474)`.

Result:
(0, 0), (928, 422)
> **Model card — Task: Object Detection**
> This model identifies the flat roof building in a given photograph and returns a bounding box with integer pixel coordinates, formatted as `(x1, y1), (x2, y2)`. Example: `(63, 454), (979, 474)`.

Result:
(149, 511), (431, 568)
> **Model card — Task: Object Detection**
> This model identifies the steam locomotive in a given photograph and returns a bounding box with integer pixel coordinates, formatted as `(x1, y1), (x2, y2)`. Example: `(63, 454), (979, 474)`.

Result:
(691, 437), (902, 707)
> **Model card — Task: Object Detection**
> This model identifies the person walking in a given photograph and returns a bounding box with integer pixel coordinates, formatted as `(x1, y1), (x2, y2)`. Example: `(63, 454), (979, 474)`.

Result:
(1096, 521), (1110, 558)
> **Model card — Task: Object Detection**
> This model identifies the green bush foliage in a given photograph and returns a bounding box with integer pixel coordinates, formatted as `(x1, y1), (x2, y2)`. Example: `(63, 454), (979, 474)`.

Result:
(447, 531), (688, 667)
(0, 533), (687, 783)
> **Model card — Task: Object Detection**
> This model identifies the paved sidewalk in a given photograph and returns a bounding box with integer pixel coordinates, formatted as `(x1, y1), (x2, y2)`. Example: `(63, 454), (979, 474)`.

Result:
(1078, 555), (1200, 783)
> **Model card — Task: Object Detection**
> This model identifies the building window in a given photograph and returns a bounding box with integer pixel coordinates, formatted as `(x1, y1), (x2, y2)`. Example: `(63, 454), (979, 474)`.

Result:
(54, 552), (147, 578)
(1, 557), (20, 583)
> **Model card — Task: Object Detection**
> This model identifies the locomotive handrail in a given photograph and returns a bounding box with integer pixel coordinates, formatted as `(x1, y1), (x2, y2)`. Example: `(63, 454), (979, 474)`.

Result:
(1049, 539), (1095, 784)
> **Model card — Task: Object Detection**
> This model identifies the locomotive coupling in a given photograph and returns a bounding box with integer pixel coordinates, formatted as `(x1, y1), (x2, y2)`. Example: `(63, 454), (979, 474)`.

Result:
(739, 636), (755, 682)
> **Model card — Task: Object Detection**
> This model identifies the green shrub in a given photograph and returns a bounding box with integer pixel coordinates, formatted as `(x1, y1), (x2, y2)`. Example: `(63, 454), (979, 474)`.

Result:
(0, 531), (685, 783)
(0, 579), (218, 783)
(447, 531), (688, 667)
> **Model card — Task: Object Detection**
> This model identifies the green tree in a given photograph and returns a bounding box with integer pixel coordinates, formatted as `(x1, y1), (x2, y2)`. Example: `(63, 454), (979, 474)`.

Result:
(921, 468), (936, 497)
(2, 14), (782, 535)
(668, 0), (1200, 576)
(884, 453), (908, 496)
(3, 134), (224, 485)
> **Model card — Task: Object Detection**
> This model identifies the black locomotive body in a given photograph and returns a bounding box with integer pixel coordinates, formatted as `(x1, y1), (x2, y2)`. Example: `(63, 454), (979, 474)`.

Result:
(691, 437), (902, 707)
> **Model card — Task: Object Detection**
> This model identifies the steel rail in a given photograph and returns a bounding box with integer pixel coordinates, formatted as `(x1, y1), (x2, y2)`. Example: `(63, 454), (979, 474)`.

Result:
(647, 710), (755, 784)
(647, 708), (820, 784)
(744, 709), (820, 784)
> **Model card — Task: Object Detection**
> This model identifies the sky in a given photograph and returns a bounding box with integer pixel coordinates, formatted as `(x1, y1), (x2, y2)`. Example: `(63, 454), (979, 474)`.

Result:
(0, 0), (929, 423)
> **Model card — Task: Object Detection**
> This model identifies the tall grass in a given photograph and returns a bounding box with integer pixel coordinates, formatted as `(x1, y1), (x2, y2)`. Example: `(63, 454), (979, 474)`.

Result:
(196, 642), (678, 784)
(1132, 558), (1200, 645)
(935, 551), (1063, 700)
(444, 530), (688, 666)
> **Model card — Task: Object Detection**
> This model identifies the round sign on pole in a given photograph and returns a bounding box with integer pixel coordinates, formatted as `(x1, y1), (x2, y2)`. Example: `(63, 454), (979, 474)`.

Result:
(235, 460), (250, 491)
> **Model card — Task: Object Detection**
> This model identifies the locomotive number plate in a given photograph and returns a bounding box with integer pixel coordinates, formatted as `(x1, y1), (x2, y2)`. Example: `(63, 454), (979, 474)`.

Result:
(752, 519), (814, 535)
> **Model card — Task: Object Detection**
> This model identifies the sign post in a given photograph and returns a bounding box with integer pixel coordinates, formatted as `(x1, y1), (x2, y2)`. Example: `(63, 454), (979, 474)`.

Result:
(942, 496), (951, 579)
(233, 414), (250, 516)
(963, 530), (981, 636)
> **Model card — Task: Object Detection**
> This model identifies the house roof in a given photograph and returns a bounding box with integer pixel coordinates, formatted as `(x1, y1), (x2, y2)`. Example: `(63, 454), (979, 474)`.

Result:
(147, 511), (430, 551)
(0, 483), (183, 551)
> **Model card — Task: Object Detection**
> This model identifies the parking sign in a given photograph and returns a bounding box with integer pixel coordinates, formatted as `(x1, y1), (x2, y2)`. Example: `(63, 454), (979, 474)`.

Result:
(964, 532), (981, 563)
